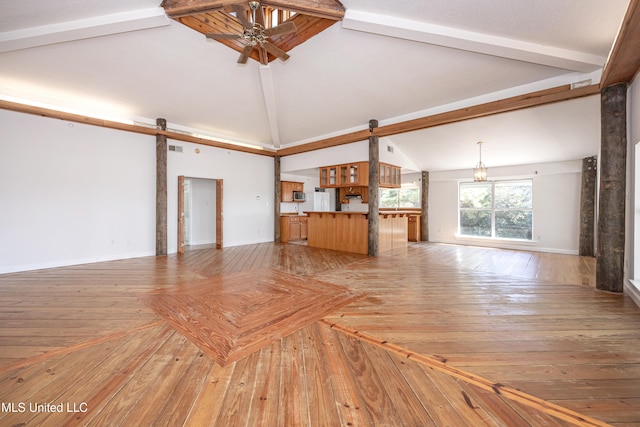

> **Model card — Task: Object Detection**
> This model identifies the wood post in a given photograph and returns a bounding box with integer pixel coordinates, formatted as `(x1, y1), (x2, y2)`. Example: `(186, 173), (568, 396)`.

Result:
(368, 119), (379, 257)
(579, 156), (597, 256)
(421, 171), (429, 242)
(156, 118), (168, 256)
(216, 180), (223, 249)
(596, 83), (627, 292)
(274, 155), (281, 242)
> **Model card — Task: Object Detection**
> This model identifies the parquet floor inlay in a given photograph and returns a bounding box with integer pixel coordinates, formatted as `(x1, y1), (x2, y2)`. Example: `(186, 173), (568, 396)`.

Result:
(139, 267), (362, 366)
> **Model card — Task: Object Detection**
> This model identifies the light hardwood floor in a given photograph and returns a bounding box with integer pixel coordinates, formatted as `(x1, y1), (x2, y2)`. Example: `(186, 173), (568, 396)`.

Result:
(0, 242), (639, 426)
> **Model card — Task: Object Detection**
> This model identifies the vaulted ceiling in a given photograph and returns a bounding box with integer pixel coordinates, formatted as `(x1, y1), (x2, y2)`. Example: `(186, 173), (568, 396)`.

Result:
(0, 0), (635, 173)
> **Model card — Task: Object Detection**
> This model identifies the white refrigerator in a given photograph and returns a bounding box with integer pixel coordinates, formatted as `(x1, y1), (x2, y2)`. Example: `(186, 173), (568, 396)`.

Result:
(302, 191), (331, 212)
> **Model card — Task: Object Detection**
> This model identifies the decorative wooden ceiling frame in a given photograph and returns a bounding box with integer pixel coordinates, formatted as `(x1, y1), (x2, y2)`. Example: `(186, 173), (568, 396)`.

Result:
(161, 0), (345, 64)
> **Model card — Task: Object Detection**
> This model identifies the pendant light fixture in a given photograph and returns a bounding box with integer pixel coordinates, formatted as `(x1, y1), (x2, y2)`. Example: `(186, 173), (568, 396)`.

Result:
(473, 141), (488, 182)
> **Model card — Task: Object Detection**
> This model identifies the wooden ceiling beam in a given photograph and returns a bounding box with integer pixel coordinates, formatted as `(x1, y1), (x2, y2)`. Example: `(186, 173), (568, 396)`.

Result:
(277, 84), (600, 157)
(161, 0), (242, 18)
(0, 100), (276, 157)
(601, 0), (640, 87)
(162, 0), (344, 20)
(260, 0), (344, 20)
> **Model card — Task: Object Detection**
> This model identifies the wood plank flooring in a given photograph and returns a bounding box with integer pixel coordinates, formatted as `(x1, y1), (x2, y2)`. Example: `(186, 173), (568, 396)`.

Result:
(0, 242), (639, 426)
(139, 268), (361, 366)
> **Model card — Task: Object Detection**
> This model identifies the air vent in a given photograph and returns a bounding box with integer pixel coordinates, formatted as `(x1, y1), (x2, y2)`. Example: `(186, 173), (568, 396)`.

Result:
(387, 145), (394, 153)
(571, 79), (592, 90)
(168, 145), (183, 152)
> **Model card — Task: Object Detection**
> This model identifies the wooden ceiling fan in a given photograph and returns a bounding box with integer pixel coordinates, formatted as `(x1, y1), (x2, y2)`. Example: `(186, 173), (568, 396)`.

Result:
(206, 1), (297, 65)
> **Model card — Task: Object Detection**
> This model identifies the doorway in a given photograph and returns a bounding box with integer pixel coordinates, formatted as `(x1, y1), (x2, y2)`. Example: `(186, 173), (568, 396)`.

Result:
(178, 176), (223, 254)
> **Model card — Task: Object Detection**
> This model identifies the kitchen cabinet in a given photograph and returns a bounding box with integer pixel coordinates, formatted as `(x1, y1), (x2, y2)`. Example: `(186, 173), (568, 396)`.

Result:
(280, 181), (304, 202)
(408, 215), (421, 242)
(300, 216), (308, 240)
(320, 162), (370, 188)
(321, 161), (399, 188)
(319, 166), (338, 187)
(339, 186), (368, 204)
(280, 215), (307, 242)
(290, 218), (301, 240)
(379, 163), (401, 188)
(339, 162), (368, 186)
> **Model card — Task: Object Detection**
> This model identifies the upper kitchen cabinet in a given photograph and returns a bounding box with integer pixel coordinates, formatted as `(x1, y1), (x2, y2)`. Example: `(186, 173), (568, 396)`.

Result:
(340, 162), (369, 186)
(379, 163), (401, 188)
(320, 162), (369, 188)
(320, 161), (399, 188)
(280, 181), (304, 202)
(319, 166), (338, 187)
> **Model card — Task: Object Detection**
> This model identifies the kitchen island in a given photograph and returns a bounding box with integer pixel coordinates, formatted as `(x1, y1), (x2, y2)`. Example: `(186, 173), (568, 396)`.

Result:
(305, 211), (408, 255)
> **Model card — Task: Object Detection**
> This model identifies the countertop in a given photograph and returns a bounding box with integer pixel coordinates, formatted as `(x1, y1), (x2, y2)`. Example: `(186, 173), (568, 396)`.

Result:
(304, 211), (414, 216)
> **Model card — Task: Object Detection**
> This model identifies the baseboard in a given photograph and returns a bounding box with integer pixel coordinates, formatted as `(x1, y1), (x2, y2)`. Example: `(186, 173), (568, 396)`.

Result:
(429, 238), (578, 255)
(625, 280), (640, 308)
(0, 250), (155, 275)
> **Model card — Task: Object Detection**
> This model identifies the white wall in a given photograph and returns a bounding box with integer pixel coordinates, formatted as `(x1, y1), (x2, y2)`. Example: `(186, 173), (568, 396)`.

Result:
(0, 110), (156, 273)
(166, 140), (274, 251)
(429, 160), (583, 254)
(281, 140), (368, 173)
(189, 178), (216, 245)
(629, 76), (640, 300)
(281, 139), (421, 176)
(0, 110), (276, 273)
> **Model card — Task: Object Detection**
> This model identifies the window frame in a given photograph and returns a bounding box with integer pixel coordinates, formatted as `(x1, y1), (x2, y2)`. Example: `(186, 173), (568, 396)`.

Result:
(379, 184), (421, 209)
(458, 179), (533, 241)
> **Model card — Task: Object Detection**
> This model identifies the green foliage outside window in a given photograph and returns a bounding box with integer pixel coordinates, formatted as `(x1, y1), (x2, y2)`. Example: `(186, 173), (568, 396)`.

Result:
(459, 180), (532, 240)
(380, 188), (420, 208)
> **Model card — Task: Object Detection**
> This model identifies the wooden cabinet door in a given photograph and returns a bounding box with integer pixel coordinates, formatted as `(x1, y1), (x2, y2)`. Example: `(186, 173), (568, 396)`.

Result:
(379, 164), (390, 185)
(378, 163), (401, 188)
(408, 215), (420, 242)
(290, 218), (301, 240)
(339, 165), (349, 186)
(348, 164), (358, 185)
(328, 167), (338, 186)
(281, 182), (293, 202)
(320, 168), (329, 187)
(357, 162), (369, 186)
(280, 216), (290, 242)
(300, 217), (308, 239)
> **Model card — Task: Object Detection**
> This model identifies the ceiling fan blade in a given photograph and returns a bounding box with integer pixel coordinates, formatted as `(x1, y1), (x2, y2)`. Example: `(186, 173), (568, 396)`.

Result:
(263, 42), (290, 61)
(206, 33), (241, 40)
(264, 21), (296, 37)
(237, 44), (254, 64)
(226, 3), (252, 29)
(258, 46), (268, 65)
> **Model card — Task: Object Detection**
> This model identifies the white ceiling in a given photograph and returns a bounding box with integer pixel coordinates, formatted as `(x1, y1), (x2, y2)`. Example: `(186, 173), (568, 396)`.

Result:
(0, 0), (631, 172)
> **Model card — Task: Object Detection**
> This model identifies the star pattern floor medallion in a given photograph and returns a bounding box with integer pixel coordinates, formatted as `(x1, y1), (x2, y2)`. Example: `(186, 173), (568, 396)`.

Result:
(139, 268), (361, 366)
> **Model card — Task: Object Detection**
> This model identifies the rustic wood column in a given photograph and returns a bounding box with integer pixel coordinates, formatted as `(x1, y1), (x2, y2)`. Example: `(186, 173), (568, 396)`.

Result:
(596, 83), (627, 292)
(274, 155), (281, 242)
(156, 118), (167, 256)
(579, 156), (597, 256)
(368, 119), (380, 256)
(420, 171), (429, 241)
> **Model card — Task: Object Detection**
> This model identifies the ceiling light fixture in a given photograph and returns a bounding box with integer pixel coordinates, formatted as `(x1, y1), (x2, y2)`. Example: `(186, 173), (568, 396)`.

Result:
(473, 141), (488, 182)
